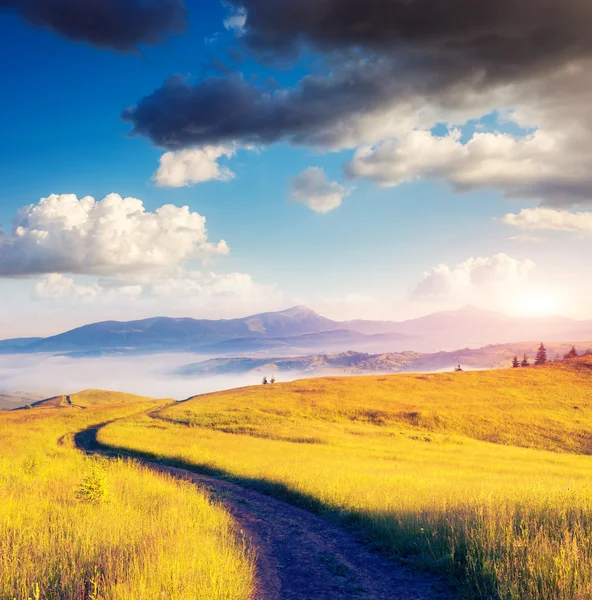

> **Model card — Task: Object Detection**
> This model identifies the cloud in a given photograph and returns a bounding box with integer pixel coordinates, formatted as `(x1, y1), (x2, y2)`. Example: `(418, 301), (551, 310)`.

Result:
(346, 123), (592, 207)
(502, 207), (592, 235)
(347, 129), (465, 187)
(226, 0), (591, 67)
(0, 193), (228, 277)
(290, 167), (349, 213)
(34, 274), (142, 301)
(146, 270), (277, 302)
(413, 253), (535, 300)
(154, 146), (236, 187)
(223, 8), (246, 33)
(32, 270), (284, 318)
(0, 0), (187, 52)
(122, 61), (500, 152)
(123, 1), (592, 148)
(122, 0), (592, 208)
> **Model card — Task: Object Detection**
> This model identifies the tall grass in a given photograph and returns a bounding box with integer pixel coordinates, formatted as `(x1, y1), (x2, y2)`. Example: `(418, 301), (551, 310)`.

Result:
(0, 395), (255, 600)
(101, 358), (592, 599)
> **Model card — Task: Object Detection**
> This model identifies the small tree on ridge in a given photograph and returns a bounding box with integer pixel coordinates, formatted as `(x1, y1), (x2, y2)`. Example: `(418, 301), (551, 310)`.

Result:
(521, 353), (530, 367)
(535, 343), (547, 366)
(564, 346), (578, 360)
(512, 355), (520, 368)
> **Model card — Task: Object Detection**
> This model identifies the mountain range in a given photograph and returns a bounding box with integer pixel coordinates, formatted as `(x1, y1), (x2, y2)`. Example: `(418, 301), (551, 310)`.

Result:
(2, 305), (592, 356)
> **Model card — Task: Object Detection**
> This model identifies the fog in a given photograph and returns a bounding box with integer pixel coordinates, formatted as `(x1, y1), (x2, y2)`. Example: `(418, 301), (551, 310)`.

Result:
(0, 353), (305, 400)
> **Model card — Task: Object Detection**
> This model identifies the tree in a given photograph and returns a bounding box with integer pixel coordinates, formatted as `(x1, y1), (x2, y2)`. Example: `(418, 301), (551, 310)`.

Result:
(535, 343), (547, 366)
(512, 355), (520, 368)
(563, 346), (578, 360)
(261, 376), (268, 385)
(270, 376), (276, 384)
(585, 348), (592, 356)
(454, 364), (463, 372)
(521, 353), (530, 367)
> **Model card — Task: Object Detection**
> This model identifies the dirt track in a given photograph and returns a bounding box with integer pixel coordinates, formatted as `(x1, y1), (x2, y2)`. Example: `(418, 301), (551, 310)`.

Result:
(75, 426), (452, 600)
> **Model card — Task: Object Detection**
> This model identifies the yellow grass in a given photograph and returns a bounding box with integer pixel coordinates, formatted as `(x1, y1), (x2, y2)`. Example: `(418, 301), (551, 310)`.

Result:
(100, 358), (592, 599)
(0, 393), (255, 600)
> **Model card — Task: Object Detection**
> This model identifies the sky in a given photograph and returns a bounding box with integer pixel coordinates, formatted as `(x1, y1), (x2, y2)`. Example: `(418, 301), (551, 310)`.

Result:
(0, 0), (591, 337)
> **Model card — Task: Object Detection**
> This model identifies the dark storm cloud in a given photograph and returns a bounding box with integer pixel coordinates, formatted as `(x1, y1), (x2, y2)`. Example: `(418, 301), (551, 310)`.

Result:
(123, 0), (592, 150)
(0, 0), (187, 51)
(123, 53), (494, 149)
(229, 0), (592, 69)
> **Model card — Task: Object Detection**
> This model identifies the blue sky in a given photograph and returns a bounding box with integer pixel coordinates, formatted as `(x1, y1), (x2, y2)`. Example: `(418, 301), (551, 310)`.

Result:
(0, 0), (591, 336)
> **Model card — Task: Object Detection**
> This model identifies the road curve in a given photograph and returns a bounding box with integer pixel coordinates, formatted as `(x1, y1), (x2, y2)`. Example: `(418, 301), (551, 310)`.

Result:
(75, 426), (452, 600)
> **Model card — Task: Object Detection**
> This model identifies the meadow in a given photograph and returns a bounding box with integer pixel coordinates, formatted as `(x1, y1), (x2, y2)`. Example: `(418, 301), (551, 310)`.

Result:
(99, 358), (592, 600)
(0, 390), (255, 600)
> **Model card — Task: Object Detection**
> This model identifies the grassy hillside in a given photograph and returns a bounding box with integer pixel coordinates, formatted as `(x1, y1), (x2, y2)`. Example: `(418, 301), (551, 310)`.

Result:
(172, 357), (592, 453)
(101, 357), (592, 600)
(28, 389), (173, 409)
(0, 393), (254, 599)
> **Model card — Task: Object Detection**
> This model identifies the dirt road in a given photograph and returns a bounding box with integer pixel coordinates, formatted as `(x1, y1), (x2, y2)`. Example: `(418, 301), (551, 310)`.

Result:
(75, 426), (452, 600)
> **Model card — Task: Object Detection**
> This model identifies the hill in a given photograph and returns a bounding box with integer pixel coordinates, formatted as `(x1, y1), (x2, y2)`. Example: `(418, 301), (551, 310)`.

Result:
(2, 304), (592, 356)
(0, 389), (252, 599)
(169, 354), (592, 454)
(178, 341), (592, 377)
(101, 356), (592, 599)
(23, 389), (171, 409)
(0, 337), (43, 352)
(178, 350), (421, 376)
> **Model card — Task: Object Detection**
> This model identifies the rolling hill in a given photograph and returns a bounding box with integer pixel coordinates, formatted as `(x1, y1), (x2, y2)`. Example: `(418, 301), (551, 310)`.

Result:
(100, 356), (592, 599)
(178, 341), (592, 377)
(22, 389), (172, 409)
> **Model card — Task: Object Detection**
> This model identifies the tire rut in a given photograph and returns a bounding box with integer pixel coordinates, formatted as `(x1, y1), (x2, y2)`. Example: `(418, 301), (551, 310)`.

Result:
(75, 426), (453, 600)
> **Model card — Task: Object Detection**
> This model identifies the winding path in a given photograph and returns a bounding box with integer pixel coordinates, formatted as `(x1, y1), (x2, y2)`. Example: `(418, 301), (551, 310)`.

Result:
(75, 426), (452, 600)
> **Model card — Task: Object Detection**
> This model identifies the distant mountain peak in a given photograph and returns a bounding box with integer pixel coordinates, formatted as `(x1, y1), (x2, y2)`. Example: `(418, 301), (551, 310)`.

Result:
(279, 305), (320, 317)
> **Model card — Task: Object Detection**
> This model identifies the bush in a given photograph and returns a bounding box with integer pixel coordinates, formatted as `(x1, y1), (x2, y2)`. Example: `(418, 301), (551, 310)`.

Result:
(76, 459), (110, 504)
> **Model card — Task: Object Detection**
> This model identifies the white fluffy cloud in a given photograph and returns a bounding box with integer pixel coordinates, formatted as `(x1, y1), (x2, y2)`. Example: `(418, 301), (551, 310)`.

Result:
(290, 167), (350, 213)
(341, 62), (592, 208)
(32, 270), (283, 317)
(34, 274), (142, 301)
(346, 123), (592, 207)
(147, 270), (275, 301)
(154, 146), (236, 187)
(502, 207), (592, 236)
(413, 253), (535, 300)
(0, 193), (228, 277)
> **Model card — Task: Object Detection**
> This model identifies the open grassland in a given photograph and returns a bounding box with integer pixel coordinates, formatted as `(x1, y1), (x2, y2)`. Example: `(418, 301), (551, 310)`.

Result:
(0, 390), (254, 600)
(101, 358), (592, 600)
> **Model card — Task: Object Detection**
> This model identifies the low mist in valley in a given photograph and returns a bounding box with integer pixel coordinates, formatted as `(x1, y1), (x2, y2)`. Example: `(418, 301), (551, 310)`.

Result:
(0, 353), (298, 403)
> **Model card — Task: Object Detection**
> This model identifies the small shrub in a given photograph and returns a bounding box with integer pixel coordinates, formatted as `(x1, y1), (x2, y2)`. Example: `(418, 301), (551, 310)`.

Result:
(76, 459), (110, 504)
